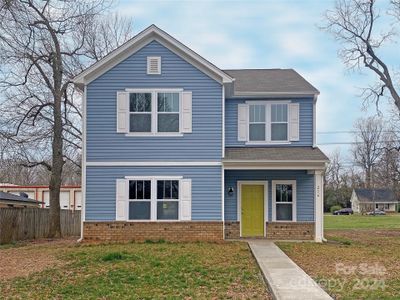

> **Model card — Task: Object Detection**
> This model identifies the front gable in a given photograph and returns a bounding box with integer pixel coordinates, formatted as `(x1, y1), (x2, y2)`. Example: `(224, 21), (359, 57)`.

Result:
(74, 25), (233, 87)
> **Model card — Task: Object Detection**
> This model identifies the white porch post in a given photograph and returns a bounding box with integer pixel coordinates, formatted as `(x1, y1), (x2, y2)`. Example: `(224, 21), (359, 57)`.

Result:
(314, 170), (324, 242)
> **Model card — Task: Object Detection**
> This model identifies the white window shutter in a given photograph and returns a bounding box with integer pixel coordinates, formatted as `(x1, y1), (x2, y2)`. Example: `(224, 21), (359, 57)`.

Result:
(116, 179), (127, 221)
(180, 179), (192, 220)
(117, 91), (129, 133)
(181, 91), (192, 133)
(238, 104), (249, 141)
(289, 103), (300, 141)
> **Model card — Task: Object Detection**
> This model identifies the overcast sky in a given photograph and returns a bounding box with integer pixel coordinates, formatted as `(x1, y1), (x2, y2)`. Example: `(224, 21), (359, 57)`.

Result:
(117, 0), (398, 158)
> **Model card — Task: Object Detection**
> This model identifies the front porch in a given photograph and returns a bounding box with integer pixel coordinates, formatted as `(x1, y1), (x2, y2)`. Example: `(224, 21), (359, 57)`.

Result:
(222, 147), (328, 242)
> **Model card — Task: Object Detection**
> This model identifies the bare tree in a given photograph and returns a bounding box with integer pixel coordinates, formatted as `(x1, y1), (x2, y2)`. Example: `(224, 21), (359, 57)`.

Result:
(0, 1), (133, 237)
(352, 116), (383, 187)
(374, 128), (400, 192)
(323, 0), (400, 111)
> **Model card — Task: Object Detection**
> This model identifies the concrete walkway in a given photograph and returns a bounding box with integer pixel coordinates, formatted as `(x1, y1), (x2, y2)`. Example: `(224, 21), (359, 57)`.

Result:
(248, 240), (332, 300)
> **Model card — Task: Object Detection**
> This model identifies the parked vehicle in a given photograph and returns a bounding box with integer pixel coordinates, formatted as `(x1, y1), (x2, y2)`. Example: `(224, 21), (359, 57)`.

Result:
(367, 209), (386, 215)
(333, 208), (354, 215)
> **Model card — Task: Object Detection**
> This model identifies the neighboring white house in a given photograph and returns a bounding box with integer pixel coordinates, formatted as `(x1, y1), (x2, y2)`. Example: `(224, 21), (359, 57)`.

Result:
(0, 185), (82, 210)
(351, 188), (398, 213)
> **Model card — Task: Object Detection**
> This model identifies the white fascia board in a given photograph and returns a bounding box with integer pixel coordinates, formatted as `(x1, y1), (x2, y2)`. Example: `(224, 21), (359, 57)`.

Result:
(73, 25), (234, 86)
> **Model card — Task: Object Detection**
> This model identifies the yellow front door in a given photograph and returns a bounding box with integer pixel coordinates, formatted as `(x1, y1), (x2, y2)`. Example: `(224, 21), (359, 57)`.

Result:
(241, 184), (264, 237)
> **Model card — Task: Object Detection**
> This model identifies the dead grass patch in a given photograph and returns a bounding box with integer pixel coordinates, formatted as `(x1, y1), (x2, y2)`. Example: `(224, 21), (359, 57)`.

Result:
(277, 229), (400, 299)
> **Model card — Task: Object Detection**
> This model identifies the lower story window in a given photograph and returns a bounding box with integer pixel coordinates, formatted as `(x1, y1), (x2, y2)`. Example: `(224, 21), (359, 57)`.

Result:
(157, 180), (179, 220)
(273, 181), (296, 221)
(128, 180), (151, 220)
(128, 178), (180, 220)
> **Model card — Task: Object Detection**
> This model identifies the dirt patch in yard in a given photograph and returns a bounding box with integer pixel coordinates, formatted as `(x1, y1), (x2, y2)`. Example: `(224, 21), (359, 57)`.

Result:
(277, 229), (400, 299)
(0, 238), (78, 280)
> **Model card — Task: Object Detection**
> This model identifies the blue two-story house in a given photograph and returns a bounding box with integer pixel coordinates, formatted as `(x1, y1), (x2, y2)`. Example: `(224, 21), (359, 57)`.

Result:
(74, 25), (328, 243)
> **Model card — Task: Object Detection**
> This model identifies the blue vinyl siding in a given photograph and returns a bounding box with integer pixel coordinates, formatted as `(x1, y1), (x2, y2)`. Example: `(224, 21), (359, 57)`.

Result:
(86, 40), (222, 162)
(225, 98), (313, 147)
(86, 166), (222, 221)
(224, 170), (314, 221)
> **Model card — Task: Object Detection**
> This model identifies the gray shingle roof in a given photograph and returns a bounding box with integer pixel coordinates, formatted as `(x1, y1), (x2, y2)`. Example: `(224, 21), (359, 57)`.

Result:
(354, 189), (398, 203)
(224, 147), (329, 161)
(0, 191), (38, 204)
(224, 69), (319, 96)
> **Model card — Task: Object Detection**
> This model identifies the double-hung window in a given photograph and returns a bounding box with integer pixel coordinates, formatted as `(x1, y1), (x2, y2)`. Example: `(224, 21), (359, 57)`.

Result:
(129, 93), (152, 133)
(128, 180), (152, 220)
(249, 104), (266, 141)
(248, 102), (289, 143)
(272, 180), (296, 221)
(157, 93), (180, 132)
(157, 180), (179, 219)
(271, 104), (288, 141)
(128, 90), (181, 134)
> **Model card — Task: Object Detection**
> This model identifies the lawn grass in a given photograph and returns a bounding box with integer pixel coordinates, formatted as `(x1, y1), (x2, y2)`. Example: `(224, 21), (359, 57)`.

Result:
(324, 214), (400, 230)
(0, 241), (270, 299)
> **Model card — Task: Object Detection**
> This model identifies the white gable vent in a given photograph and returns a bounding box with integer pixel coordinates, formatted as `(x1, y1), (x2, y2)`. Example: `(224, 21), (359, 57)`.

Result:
(147, 56), (161, 74)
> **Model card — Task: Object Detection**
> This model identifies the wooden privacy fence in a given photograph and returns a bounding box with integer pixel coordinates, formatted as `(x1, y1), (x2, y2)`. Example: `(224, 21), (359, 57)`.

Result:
(0, 208), (81, 244)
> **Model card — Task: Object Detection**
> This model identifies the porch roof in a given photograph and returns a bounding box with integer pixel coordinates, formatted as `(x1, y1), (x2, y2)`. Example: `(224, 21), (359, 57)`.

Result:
(223, 147), (328, 170)
(224, 147), (328, 161)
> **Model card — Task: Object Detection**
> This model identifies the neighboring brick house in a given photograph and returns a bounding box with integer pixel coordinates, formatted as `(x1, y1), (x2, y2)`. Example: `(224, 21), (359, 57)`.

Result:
(74, 25), (328, 243)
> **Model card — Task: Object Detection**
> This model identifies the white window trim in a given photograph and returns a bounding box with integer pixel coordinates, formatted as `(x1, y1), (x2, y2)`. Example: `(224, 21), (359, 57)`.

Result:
(245, 101), (291, 145)
(237, 181), (268, 237)
(124, 176), (183, 222)
(124, 88), (183, 137)
(272, 180), (297, 222)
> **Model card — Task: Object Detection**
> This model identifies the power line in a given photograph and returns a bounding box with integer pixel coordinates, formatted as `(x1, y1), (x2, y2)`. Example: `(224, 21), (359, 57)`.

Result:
(317, 130), (400, 134)
(318, 140), (400, 145)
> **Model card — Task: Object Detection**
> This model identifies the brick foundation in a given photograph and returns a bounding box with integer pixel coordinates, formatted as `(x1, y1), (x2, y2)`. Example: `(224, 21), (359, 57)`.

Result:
(224, 221), (315, 240)
(83, 221), (224, 242)
(266, 222), (314, 240)
(224, 221), (240, 239)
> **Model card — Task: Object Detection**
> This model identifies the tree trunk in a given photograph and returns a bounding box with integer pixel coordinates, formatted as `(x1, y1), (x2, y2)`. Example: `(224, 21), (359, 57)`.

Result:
(365, 167), (371, 188)
(48, 90), (64, 238)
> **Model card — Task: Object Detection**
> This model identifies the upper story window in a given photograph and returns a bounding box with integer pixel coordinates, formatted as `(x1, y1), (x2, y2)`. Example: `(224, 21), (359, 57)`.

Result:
(128, 90), (181, 134)
(248, 103), (289, 143)
(130, 93), (152, 132)
(271, 104), (288, 141)
(157, 93), (179, 132)
(117, 89), (192, 135)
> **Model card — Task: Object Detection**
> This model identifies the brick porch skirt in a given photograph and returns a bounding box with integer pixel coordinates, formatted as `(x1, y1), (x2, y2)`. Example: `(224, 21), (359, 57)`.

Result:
(83, 221), (224, 242)
(224, 221), (315, 240)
